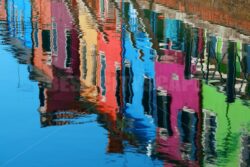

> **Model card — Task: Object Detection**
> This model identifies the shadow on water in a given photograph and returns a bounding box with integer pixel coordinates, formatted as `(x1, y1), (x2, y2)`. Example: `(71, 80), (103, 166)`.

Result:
(0, 0), (250, 166)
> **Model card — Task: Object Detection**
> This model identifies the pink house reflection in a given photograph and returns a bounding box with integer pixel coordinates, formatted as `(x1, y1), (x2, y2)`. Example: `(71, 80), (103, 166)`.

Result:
(155, 49), (202, 166)
(51, 0), (80, 76)
(39, 1), (81, 127)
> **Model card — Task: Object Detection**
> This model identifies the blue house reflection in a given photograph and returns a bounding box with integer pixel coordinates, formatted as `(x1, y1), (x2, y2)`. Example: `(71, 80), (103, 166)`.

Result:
(121, 2), (157, 144)
(6, 0), (32, 48)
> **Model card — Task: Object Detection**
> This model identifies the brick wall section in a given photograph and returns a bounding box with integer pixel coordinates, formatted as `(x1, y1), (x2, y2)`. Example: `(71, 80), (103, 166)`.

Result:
(155, 0), (250, 35)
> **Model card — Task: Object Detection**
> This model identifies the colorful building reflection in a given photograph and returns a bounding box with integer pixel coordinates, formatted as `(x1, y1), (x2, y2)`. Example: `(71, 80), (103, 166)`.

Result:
(32, 0), (82, 127)
(6, 0), (32, 48)
(52, 0), (80, 76)
(32, 0), (53, 79)
(77, 0), (99, 102)
(1, 0), (250, 166)
(118, 3), (158, 159)
(155, 19), (202, 166)
(96, 0), (122, 123)
(0, 0), (6, 21)
(80, 0), (124, 153)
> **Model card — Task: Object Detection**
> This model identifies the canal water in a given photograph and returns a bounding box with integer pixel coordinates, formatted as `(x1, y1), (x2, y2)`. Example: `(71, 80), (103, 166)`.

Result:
(0, 0), (250, 167)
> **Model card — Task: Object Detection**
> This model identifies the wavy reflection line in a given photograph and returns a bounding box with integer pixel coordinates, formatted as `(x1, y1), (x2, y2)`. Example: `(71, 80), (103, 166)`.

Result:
(81, 0), (109, 43)
(218, 103), (232, 165)
(130, 0), (160, 52)
(109, 0), (140, 53)
(153, 91), (201, 139)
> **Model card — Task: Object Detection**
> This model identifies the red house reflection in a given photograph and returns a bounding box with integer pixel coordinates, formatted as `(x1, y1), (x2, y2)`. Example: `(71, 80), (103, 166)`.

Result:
(96, 0), (123, 153)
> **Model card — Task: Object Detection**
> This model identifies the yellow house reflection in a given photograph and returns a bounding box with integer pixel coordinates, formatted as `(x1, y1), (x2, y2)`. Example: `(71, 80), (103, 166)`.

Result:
(77, 0), (98, 102)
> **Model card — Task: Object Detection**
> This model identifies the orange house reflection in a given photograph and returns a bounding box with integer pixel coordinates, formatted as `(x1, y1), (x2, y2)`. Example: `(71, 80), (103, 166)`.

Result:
(0, 0), (6, 20)
(34, 0), (82, 127)
(32, 0), (53, 79)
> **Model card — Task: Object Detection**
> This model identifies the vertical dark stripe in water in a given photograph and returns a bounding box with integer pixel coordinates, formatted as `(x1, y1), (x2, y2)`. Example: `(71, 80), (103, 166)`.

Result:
(124, 64), (133, 104)
(203, 111), (217, 164)
(91, 46), (97, 85)
(184, 26), (192, 79)
(70, 28), (81, 77)
(192, 28), (199, 58)
(247, 45), (250, 73)
(100, 54), (106, 96)
(42, 30), (51, 52)
(226, 42), (236, 103)
(156, 90), (172, 136)
(220, 104), (232, 161)
(116, 68), (122, 108)
(205, 37), (212, 83)
(198, 29), (205, 58)
(33, 22), (39, 48)
(242, 44), (248, 74)
(142, 77), (154, 115)
(177, 110), (198, 160)
(245, 45), (250, 97)
(39, 83), (45, 107)
(82, 43), (87, 80)
(156, 13), (164, 42)
(65, 30), (72, 68)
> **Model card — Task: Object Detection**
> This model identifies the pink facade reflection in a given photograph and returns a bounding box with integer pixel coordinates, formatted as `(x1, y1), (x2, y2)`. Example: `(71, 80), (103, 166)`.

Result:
(51, 0), (80, 76)
(155, 49), (201, 166)
(39, 1), (81, 117)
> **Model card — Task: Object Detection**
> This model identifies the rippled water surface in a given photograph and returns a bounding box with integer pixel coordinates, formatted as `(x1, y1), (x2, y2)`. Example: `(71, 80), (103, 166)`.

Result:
(0, 0), (250, 166)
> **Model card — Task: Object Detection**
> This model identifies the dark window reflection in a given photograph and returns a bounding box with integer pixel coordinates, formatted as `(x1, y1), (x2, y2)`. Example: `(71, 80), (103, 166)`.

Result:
(42, 30), (51, 52)
(33, 22), (39, 48)
(203, 110), (217, 164)
(178, 109), (198, 160)
(39, 83), (45, 107)
(65, 30), (72, 68)
(116, 67), (122, 108)
(142, 77), (154, 115)
(124, 62), (133, 104)
(52, 21), (58, 53)
(184, 27), (192, 79)
(156, 90), (172, 136)
(100, 53), (106, 97)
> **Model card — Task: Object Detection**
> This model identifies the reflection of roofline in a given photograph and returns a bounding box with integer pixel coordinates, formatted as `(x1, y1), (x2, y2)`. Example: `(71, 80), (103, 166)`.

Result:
(64, 0), (79, 27)
(29, 65), (52, 84)
(78, 0), (109, 43)
(128, 0), (160, 52)
(0, 18), (52, 83)
(6, 37), (32, 64)
(110, 0), (161, 56)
